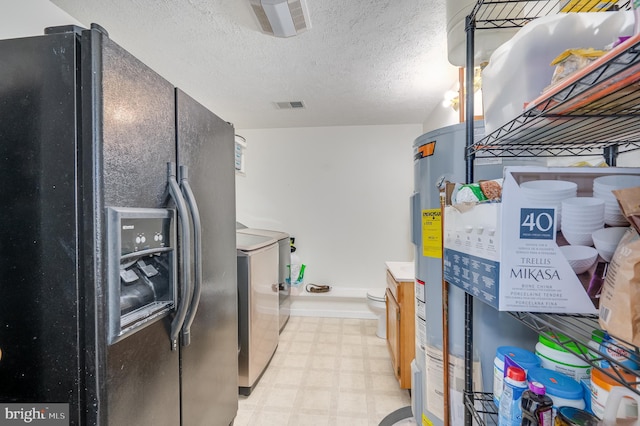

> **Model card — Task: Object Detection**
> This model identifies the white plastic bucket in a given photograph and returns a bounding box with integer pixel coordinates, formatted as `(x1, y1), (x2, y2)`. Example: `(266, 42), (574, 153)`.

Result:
(535, 333), (592, 381)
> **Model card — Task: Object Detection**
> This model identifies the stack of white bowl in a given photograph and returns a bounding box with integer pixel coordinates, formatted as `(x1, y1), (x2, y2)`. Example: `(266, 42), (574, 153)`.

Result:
(592, 227), (628, 262)
(520, 180), (578, 231)
(593, 175), (640, 226)
(559, 245), (598, 274)
(561, 197), (605, 246)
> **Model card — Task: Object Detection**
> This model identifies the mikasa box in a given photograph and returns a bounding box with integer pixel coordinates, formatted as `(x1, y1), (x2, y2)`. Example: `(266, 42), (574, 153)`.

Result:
(443, 166), (640, 314)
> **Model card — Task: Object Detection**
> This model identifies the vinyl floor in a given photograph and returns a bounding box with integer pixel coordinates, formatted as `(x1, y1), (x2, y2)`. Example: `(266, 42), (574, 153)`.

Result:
(235, 316), (414, 426)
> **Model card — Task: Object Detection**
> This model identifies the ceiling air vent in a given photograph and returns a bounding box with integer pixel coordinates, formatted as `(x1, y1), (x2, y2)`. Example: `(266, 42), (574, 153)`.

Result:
(275, 101), (305, 109)
(250, 0), (311, 38)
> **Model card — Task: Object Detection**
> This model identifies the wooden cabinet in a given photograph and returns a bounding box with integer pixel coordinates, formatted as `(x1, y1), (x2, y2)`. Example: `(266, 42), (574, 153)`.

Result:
(386, 287), (400, 376)
(385, 267), (415, 389)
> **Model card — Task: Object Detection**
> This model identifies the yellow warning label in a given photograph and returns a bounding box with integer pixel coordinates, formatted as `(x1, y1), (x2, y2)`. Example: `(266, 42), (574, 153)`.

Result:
(422, 414), (434, 426)
(560, 0), (616, 12)
(422, 209), (442, 258)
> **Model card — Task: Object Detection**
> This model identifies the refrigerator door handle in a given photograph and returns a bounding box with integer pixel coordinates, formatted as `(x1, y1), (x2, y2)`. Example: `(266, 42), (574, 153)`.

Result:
(167, 162), (192, 351)
(179, 165), (202, 347)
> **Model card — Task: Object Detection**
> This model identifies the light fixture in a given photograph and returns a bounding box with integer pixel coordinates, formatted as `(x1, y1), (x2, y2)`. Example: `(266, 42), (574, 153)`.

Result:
(442, 89), (459, 110)
(250, 0), (311, 38)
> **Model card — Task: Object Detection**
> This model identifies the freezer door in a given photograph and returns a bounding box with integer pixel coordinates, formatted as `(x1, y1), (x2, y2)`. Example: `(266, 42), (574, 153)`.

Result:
(176, 89), (239, 426)
(81, 27), (180, 425)
(0, 31), (82, 418)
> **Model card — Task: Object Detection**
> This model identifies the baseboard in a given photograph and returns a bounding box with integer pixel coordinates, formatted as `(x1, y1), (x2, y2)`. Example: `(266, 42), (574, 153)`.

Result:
(289, 286), (377, 319)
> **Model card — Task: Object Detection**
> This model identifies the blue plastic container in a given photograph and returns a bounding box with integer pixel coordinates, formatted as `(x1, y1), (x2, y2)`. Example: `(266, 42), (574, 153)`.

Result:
(493, 346), (541, 406)
(527, 367), (585, 411)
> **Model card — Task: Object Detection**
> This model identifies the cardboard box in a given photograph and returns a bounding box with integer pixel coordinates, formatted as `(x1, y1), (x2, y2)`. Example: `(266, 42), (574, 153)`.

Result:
(443, 166), (640, 313)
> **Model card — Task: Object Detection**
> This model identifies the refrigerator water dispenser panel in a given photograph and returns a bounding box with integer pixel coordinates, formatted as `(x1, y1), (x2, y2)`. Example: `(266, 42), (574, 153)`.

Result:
(107, 207), (177, 345)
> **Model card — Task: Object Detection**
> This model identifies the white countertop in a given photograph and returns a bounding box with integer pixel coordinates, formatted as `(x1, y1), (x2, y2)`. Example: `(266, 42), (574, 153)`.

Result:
(385, 261), (414, 282)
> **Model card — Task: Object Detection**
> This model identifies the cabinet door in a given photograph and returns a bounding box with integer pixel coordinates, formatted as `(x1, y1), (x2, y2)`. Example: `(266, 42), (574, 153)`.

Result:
(386, 288), (400, 380)
(398, 281), (415, 389)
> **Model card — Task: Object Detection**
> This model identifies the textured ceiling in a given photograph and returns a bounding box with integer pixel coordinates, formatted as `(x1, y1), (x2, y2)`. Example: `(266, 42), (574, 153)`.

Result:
(50, 0), (458, 129)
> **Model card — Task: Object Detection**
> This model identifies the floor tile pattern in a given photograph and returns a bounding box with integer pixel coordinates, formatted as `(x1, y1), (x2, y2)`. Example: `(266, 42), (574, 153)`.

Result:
(235, 316), (413, 426)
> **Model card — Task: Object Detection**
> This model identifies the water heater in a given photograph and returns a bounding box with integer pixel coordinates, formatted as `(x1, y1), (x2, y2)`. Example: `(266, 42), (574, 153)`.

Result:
(411, 122), (539, 425)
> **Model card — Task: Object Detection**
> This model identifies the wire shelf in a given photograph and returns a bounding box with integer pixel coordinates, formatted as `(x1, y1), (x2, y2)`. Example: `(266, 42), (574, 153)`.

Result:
(464, 315), (640, 424)
(465, 392), (498, 426)
(468, 34), (640, 158)
(469, 0), (630, 30)
(509, 312), (640, 394)
(463, 2), (638, 425)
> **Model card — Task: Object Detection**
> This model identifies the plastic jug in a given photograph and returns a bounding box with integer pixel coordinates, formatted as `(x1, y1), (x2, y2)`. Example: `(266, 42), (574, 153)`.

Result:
(498, 366), (528, 426)
(521, 381), (553, 426)
(601, 387), (640, 426)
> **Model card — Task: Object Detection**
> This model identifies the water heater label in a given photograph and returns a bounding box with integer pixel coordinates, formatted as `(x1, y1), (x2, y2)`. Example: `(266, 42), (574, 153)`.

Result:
(421, 209), (441, 258)
(414, 141), (436, 160)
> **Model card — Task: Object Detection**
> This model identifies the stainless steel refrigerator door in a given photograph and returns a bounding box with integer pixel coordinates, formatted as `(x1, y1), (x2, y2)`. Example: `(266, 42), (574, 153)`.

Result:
(81, 27), (180, 426)
(176, 89), (239, 426)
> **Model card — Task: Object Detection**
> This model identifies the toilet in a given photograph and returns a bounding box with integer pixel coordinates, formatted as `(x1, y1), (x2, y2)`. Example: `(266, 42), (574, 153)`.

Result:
(366, 289), (387, 339)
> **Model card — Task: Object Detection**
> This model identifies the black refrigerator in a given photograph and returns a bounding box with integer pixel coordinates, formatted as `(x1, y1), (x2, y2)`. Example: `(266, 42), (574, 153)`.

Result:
(0, 24), (238, 426)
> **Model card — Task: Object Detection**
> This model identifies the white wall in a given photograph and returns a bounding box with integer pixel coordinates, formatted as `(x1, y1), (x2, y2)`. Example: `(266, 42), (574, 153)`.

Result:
(1, 0), (82, 39)
(422, 102), (459, 133)
(235, 124), (422, 291)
